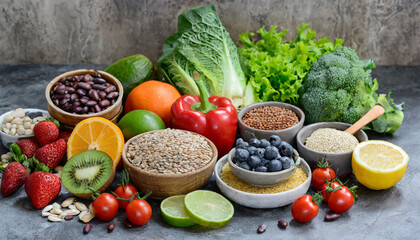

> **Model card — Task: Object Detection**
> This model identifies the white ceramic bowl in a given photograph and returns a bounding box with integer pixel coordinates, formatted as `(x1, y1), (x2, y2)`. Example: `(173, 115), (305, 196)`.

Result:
(214, 153), (311, 209)
(0, 108), (50, 148)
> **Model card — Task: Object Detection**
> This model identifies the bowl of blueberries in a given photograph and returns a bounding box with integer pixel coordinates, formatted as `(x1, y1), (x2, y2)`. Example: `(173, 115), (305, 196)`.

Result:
(227, 135), (301, 187)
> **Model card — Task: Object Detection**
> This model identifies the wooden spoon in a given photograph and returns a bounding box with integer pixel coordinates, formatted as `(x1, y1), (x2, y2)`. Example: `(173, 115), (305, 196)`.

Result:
(345, 105), (385, 135)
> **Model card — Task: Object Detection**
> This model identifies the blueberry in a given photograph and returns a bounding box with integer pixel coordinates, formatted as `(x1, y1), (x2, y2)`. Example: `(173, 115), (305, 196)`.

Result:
(236, 141), (249, 149)
(269, 135), (282, 147)
(280, 157), (293, 170)
(268, 160), (283, 172)
(254, 148), (265, 158)
(247, 146), (257, 155)
(248, 155), (261, 168)
(279, 142), (294, 157)
(255, 166), (268, 172)
(260, 158), (270, 166)
(249, 138), (261, 147)
(265, 146), (279, 160)
(236, 138), (245, 146)
(239, 162), (251, 171)
(259, 139), (270, 148)
(235, 148), (249, 162)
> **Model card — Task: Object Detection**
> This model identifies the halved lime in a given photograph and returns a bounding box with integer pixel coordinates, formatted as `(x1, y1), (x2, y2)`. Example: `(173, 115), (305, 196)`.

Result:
(161, 195), (196, 227)
(184, 190), (234, 228)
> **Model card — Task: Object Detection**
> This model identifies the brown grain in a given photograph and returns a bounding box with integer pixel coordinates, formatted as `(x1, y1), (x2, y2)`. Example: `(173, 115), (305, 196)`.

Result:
(242, 106), (299, 130)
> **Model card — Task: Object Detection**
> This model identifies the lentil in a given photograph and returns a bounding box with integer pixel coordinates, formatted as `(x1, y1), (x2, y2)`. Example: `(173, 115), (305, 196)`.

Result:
(126, 129), (213, 174)
(220, 164), (307, 194)
(305, 128), (359, 153)
(242, 106), (299, 130)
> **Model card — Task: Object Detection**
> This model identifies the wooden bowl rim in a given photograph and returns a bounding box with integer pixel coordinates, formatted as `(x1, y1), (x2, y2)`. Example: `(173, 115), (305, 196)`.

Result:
(45, 69), (123, 118)
(122, 129), (218, 178)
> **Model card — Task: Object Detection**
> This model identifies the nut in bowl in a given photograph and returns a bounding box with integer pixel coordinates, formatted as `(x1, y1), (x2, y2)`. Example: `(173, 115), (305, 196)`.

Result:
(122, 129), (218, 199)
(237, 101), (305, 145)
(45, 69), (123, 127)
(296, 122), (368, 177)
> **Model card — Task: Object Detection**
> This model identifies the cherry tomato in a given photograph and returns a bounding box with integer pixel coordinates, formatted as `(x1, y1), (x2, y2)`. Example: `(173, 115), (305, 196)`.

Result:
(311, 159), (336, 191)
(328, 186), (354, 213)
(114, 184), (138, 209)
(291, 194), (321, 223)
(321, 181), (341, 202)
(126, 199), (152, 225)
(92, 193), (119, 221)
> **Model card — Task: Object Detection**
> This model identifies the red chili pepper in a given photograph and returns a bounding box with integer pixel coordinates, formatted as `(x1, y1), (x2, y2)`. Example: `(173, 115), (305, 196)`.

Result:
(171, 72), (237, 158)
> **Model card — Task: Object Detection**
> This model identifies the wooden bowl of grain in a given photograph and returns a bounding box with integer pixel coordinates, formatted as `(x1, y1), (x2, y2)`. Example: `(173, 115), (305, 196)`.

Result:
(122, 129), (218, 200)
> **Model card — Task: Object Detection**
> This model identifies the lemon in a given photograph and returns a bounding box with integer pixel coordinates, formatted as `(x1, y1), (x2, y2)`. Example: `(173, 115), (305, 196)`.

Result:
(352, 140), (409, 190)
(160, 195), (196, 228)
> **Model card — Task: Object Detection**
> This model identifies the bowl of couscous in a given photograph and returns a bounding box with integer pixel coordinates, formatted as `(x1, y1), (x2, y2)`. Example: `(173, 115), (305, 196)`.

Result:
(214, 153), (311, 208)
(296, 122), (368, 177)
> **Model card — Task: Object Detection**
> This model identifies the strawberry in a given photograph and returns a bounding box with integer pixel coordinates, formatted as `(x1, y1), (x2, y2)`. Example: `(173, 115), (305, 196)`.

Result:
(34, 139), (67, 170)
(58, 131), (72, 143)
(16, 139), (40, 158)
(33, 121), (59, 146)
(1, 162), (29, 197)
(25, 171), (61, 209)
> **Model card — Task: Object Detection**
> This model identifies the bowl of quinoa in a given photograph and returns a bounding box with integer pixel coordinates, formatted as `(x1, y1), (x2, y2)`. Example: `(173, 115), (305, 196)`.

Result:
(296, 122), (368, 176)
(122, 128), (218, 199)
(214, 154), (311, 208)
(237, 102), (305, 145)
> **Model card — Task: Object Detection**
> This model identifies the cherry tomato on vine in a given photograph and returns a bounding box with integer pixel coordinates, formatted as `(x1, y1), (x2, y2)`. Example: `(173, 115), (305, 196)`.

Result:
(321, 181), (341, 202)
(328, 186), (356, 213)
(126, 198), (152, 225)
(114, 170), (138, 209)
(311, 158), (336, 191)
(291, 194), (323, 223)
(92, 193), (119, 221)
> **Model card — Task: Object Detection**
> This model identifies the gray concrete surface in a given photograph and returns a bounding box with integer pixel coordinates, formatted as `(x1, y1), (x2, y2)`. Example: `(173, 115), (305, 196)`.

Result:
(0, 64), (419, 239)
(1, 0), (419, 65)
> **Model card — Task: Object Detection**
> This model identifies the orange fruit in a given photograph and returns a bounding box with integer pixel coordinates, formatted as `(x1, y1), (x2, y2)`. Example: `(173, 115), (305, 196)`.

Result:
(124, 80), (181, 127)
(67, 117), (124, 169)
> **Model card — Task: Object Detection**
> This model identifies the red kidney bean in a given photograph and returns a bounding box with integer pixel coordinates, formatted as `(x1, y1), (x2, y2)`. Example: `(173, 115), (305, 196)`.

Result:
(78, 82), (91, 90)
(99, 91), (107, 99)
(83, 74), (92, 82)
(99, 99), (110, 108)
(57, 84), (66, 90)
(58, 77), (66, 83)
(106, 92), (118, 99)
(104, 85), (116, 93)
(76, 88), (87, 96)
(62, 102), (72, 111)
(123, 219), (133, 228)
(86, 101), (97, 107)
(93, 78), (106, 84)
(73, 101), (81, 107)
(53, 99), (59, 106)
(82, 106), (88, 113)
(72, 82), (78, 89)
(89, 89), (100, 101)
(111, 99), (115, 104)
(93, 72), (102, 78)
(79, 97), (89, 105)
(104, 82), (110, 87)
(70, 93), (79, 102)
(56, 89), (67, 95)
(60, 98), (69, 105)
(94, 104), (102, 112)
(278, 220), (288, 229)
(65, 80), (70, 86)
(52, 94), (64, 100)
(64, 215), (73, 221)
(83, 224), (92, 234)
(66, 87), (75, 93)
(257, 224), (267, 233)
(92, 84), (107, 90)
(324, 212), (340, 222)
(74, 106), (83, 113)
(107, 223), (115, 232)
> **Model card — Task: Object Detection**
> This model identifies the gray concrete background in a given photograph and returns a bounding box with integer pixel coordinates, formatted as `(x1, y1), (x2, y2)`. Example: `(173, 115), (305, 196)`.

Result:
(1, 0), (419, 65)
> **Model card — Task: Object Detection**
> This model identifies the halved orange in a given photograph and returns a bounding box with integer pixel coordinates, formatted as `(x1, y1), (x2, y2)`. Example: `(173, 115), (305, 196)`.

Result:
(67, 117), (124, 169)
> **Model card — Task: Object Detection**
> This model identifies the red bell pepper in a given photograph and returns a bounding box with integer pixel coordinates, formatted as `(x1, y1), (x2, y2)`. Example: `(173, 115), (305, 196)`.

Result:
(171, 72), (237, 158)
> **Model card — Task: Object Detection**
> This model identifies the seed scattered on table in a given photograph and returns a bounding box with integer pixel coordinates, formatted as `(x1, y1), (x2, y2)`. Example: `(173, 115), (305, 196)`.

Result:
(126, 129), (213, 174)
(305, 128), (359, 153)
(242, 106), (299, 130)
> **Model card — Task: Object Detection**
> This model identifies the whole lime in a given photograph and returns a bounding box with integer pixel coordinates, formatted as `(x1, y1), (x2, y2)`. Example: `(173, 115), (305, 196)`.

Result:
(117, 110), (165, 140)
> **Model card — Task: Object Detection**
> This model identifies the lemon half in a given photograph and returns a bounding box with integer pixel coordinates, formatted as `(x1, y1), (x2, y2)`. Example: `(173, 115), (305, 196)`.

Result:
(352, 140), (409, 190)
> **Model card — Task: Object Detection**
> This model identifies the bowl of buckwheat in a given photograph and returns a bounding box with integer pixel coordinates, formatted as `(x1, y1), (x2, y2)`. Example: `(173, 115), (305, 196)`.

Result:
(238, 102), (305, 146)
(122, 128), (218, 199)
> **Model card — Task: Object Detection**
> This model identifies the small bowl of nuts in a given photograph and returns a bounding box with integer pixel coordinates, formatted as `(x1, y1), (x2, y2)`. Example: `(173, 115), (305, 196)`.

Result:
(122, 129), (218, 199)
(238, 102), (305, 145)
(45, 69), (123, 127)
(0, 108), (50, 148)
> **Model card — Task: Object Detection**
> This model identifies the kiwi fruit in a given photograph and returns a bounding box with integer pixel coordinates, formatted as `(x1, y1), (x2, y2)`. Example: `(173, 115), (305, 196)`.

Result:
(62, 150), (115, 199)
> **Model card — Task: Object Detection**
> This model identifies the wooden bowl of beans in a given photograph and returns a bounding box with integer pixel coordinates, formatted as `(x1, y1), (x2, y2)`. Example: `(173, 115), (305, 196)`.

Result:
(238, 102), (305, 145)
(45, 69), (123, 126)
(121, 129), (218, 199)
(296, 122), (368, 177)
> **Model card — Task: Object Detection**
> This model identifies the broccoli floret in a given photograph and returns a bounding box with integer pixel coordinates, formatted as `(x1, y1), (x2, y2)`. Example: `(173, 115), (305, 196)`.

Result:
(300, 47), (404, 134)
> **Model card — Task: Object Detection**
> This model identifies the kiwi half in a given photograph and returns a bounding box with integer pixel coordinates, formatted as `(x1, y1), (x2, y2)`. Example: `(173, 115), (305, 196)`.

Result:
(62, 150), (115, 199)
